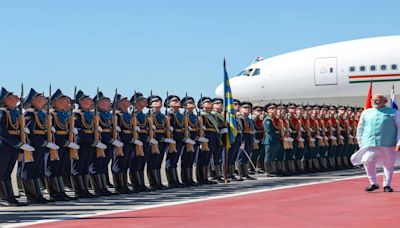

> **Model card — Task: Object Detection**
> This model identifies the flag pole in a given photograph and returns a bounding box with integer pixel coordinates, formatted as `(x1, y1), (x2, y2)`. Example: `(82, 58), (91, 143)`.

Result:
(223, 58), (229, 184)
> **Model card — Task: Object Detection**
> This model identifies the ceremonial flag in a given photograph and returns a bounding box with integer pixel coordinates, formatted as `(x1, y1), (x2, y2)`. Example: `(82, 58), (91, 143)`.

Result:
(390, 84), (398, 110)
(223, 59), (237, 151)
(364, 80), (373, 109)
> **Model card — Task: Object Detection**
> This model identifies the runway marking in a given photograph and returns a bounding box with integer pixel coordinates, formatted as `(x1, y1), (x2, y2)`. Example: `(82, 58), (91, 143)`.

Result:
(4, 170), (388, 228)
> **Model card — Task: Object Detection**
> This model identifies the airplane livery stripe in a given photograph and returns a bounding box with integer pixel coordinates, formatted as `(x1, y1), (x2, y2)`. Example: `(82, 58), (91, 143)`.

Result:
(349, 78), (400, 84)
(348, 73), (400, 79)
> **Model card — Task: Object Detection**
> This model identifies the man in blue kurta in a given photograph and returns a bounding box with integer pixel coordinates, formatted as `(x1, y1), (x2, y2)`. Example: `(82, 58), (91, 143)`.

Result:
(351, 94), (400, 192)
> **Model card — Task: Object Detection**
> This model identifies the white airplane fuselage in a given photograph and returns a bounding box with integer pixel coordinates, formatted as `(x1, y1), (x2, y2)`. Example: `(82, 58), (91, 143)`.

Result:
(215, 36), (400, 106)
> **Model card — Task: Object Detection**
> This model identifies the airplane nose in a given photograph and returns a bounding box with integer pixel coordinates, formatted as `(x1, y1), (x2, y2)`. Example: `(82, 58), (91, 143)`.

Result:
(215, 83), (224, 98)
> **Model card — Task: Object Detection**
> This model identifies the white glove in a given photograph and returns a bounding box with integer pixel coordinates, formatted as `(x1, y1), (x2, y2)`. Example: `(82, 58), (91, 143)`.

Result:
(197, 137), (209, 143)
(254, 139), (260, 144)
(97, 126), (103, 132)
(349, 135), (354, 139)
(324, 128), (328, 131)
(324, 136), (329, 140)
(317, 136), (323, 139)
(301, 127), (305, 132)
(96, 142), (107, 149)
(67, 142), (80, 149)
(188, 126), (192, 131)
(152, 124), (156, 130)
(169, 126), (174, 132)
(51, 127), (56, 133)
(20, 144), (35, 152)
(115, 126), (121, 132)
(339, 135), (344, 139)
(133, 139), (143, 146)
(164, 138), (176, 144)
(73, 128), (78, 135)
(240, 143), (245, 150)
(319, 128), (322, 131)
(339, 127), (343, 131)
(134, 126), (141, 131)
(330, 136), (337, 140)
(112, 140), (124, 147)
(24, 127), (30, 134)
(349, 127), (352, 131)
(46, 142), (60, 150)
(283, 137), (290, 142)
(149, 138), (159, 145)
(185, 138), (196, 145)
(288, 128), (293, 133)
(331, 127), (335, 131)
(220, 128), (228, 134)
(309, 138), (316, 142)
(202, 125), (206, 130)
(287, 137), (294, 142)
(298, 137), (305, 142)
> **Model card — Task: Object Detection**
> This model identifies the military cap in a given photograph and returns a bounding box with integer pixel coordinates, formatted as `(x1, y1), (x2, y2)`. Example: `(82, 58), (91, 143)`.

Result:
(212, 98), (223, 104)
(130, 92), (146, 104)
(24, 88), (43, 104)
(288, 103), (297, 108)
(329, 105), (337, 110)
(51, 89), (69, 103)
(312, 105), (320, 110)
(0, 87), (14, 106)
(197, 96), (212, 109)
(240, 101), (253, 108)
(93, 91), (110, 102)
(233, 99), (241, 106)
(147, 95), (162, 105)
(181, 96), (195, 106)
(266, 103), (277, 110)
(164, 95), (180, 108)
(75, 90), (91, 102)
(253, 106), (262, 111)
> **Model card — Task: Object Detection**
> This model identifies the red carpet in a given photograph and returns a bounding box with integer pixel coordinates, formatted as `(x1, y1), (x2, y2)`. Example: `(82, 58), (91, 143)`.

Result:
(26, 173), (400, 228)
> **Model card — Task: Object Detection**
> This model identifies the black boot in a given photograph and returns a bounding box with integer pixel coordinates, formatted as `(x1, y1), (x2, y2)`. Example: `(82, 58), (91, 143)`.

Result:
(147, 169), (160, 190)
(46, 177), (68, 201)
(187, 168), (198, 186)
(156, 169), (168, 189)
(173, 168), (185, 187)
(122, 172), (134, 194)
(33, 178), (49, 203)
(83, 175), (96, 197)
(2, 180), (27, 206)
(313, 158), (321, 172)
(244, 163), (257, 180)
(105, 169), (114, 188)
(90, 174), (105, 197)
(237, 164), (245, 181)
(196, 166), (205, 185)
(181, 167), (189, 186)
(56, 176), (75, 200)
(166, 168), (178, 188)
(129, 171), (142, 193)
(204, 166), (217, 184)
(100, 174), (115, 195)
(212, 165), (225, 183)
(23, 179), (42, 204)
(71, 175), (92, 198)
(138, 170), (150, 192)
(112, 173), (125, 194)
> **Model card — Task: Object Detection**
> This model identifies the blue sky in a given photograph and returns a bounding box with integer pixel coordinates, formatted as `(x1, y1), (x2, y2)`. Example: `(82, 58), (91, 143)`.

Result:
(1, 0), (399, 100)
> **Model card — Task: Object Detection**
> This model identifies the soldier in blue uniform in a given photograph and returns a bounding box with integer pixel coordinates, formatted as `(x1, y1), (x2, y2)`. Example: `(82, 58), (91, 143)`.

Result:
(131, 92), (152, 192)
(180, 96), (200, 186)
(22, 88), (56, 204)
(262, 103), (280, 177)
(197, 97), (218, 185)
(165, 95), (185, 188)
(252, 106), (265, 173)
(0, 87), (31, 206)
(237, 101), (257, 180)
(49, 89), (78, 201)
(71, 90), (107, 198)
(147, 95), (170, 190)
(93, 92), (121, 196)
(227, 99), (242, 181)
(112, 93), (135, 194)
(211, 98), (227, 183)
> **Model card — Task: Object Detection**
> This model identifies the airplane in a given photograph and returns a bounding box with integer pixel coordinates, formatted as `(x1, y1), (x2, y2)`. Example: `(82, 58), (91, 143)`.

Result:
(215, 35), (400, 106)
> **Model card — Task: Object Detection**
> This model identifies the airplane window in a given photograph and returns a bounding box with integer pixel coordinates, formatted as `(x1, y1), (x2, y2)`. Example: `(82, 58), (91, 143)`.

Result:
(360, 66), (366, 71)
(370, 65), (376, 71)
(391, 64), (397, 70)
(236, 70), (245, 76)
(245, 69), (253, 76)
(349, 66), (355, 72)
(252, 68), (260, 76)
(381, 65), (387, 70)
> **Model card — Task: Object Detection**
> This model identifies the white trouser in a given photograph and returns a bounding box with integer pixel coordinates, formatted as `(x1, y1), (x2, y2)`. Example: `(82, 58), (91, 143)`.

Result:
(363, 147), (396, 187)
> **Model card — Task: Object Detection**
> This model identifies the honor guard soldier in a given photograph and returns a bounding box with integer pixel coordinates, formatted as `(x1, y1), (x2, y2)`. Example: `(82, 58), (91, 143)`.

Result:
(71, 90), (106, 198)
(307, 105), (322, 171)
(237, 101), (257, 180)
(211, 98), (227, 182)
(319, 105), (331, 170)
(112, 93), (135, 194)
(22, 88), (57, 204)
(165, 95), (186, 188)
(180, 96), (201, 186)
(262, 103), (280, 177)
(197, 97), (218, 185)
(287, 103), (300, 174)
(227, 99), (243, 181)
(278, 104), (292, 175)
(147, 95), (171, 190)
(93, 91), (122, 196)
(0, 87), (31, 206)
(295, 104), (308, 173)
(130, 92), (152, 192)
(252, 106), (264, 173)
(338, 105), (351, 168)
(49, 89), (78, 201)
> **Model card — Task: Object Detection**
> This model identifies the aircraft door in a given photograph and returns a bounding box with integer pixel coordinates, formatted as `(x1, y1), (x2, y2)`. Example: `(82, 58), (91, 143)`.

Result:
(314, 57), (337, 85)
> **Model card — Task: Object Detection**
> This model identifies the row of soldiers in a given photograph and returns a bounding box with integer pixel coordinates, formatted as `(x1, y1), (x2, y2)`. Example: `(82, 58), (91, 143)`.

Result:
(0, 86), (360, 206)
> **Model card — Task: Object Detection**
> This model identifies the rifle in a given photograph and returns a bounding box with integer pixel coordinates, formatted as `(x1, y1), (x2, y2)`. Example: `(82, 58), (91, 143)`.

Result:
(132, 90), (144, 156)
(183, 92), (194, 152)
(69, 86), (79, 160)
(47, 84), (60, 161)
(112, 89), (124, 157)
(165, 91), (177, 153)
(19, 83), (34, 162)
(148, 90), (160, 154)
(94, 87), (106, 158)
(197, 93), (209, 151)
